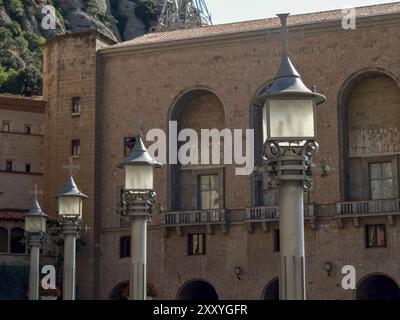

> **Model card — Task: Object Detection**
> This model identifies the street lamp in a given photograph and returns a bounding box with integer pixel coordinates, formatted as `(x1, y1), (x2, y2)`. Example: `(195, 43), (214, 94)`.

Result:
(24, 200), (47, 300)
(56, 175), (87, 300)
(119, 134), (161, 300)
(254, 13), (326, 300)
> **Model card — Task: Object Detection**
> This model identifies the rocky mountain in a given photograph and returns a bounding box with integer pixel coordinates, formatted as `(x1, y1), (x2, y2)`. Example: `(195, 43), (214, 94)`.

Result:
(0, 0), (163, 95)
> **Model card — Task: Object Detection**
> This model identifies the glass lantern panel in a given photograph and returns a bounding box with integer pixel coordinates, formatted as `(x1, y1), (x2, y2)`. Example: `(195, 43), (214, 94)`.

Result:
(58, 196), (81, 216)
(125, 165), (153, 190)
(25, 216), (46, 233)
(269, 99), (314, 139)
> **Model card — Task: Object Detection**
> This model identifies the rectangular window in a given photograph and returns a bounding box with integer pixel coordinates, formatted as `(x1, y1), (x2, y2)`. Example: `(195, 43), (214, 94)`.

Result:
(6, 160), (13, 172)
(273, 229), (280, 252)
(72, 97), (81, 115)
(119, 236), (131, 258)
(71, 139), (80, 157)
(25, 164), (31, 173)
(2, 121), (10, 132)
(25, 125), (31, 134)
(124, 137), (136, 156)
(198, 175), (220, 210)
(366, 225), (386, 248)
(369, 162), (393, 200)
(188, 233), (206, 255)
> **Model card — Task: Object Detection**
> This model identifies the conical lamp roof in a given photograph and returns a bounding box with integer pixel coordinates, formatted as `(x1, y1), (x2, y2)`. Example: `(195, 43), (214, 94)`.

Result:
(119, 135), (162, 168)
(24, 200), (48, 218)
(56, 176), (88, 198)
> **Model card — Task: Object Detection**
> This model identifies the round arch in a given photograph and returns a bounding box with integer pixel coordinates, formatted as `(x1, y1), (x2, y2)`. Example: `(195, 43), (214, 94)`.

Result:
(262, 277), (279, 300)
(354, 273), (400, 300)
(337, 68), (400, 200)
(109, 281), (129, 300)
(176, 279), (218, 300)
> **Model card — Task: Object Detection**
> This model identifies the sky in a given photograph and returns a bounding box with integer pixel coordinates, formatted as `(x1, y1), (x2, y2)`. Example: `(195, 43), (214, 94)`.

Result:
(205, 0), (400, 24)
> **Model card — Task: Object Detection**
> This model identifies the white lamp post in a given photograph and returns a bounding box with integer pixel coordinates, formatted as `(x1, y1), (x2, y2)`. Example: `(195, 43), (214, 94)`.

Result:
(56, 176), (87, 300)
(119, 134), (161, 300)
(24, 200), (47, 300)
(254, 13), (326, 300)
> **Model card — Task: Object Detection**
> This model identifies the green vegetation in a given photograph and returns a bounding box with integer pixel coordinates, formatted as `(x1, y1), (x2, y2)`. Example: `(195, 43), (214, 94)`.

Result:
(0, 21), (44, 94)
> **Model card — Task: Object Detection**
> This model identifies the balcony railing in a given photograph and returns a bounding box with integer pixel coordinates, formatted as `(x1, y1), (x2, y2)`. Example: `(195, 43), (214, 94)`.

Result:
(163, 209), (226, 226)
(246, 204), (314, 221)
(337, 199), (400, 215)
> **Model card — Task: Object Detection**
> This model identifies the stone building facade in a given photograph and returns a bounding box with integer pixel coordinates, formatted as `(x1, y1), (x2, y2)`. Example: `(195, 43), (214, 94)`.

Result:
(1, 3), (400, 300)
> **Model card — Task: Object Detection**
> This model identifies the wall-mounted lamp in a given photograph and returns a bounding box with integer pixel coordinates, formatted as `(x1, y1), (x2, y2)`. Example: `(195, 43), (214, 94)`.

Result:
(325, 262), (332, 276)
(234, 266), (241, 280)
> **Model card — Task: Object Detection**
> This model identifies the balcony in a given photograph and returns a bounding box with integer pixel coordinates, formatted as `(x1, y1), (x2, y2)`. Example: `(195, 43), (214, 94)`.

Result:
(336, 199), (400, 228)
(245, 205), (315, 232)
(162, 209), (227, 236)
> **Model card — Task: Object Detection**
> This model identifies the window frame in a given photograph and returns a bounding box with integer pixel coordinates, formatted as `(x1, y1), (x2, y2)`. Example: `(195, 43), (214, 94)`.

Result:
(71, 139), (81, 158)
(119, 236), (131, 259)
(5, 160), (13, 172)
(363, 156), (398, 201)
(71, 97), (81, 116)
(2, 121), (10, 132)
(188, 233), (206, 256)
(365, 224), (387, 248)
(191, 169), (224, 211)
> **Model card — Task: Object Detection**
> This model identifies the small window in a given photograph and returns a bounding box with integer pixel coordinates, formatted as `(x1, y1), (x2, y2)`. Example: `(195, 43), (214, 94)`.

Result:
(369, 162), (393, 200)
(3, 121), (10, 132)
(6, 160), (13, 172)
(198, 175), (220, 210)
(72, 97), (81, 115)
(366, 225), (386, 248)
(120, 236), (131, 258)
(71, 139), (80, 157)
(188, 233), (206, 255)
(25, 164), (31, 173)
(124, 137), (136, 156)
(273, 229), (280, 252)
(25, 125), (31, 134)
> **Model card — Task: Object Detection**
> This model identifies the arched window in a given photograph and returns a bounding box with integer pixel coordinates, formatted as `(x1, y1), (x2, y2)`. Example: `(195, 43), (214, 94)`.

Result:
(10, 228), (25, 254)
(0, 227), (8, 253)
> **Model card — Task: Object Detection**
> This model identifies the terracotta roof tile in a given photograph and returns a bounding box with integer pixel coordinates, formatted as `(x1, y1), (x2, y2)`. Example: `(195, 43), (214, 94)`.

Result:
(0, 210), (26, 220)
(111, 3), (400, 48)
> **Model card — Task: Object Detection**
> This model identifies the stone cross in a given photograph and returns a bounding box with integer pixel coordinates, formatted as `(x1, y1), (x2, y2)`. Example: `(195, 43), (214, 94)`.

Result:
(29, 184), (43, 201)
(63, 156), (80, 176)
(267, 13), (304, 56)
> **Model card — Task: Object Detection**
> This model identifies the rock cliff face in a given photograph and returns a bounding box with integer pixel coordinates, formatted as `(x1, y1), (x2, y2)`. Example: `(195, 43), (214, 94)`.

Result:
(0, 0), (163, 94)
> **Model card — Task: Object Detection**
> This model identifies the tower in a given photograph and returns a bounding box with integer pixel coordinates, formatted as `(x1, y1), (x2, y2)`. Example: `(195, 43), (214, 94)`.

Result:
(156, 0), (212, 31)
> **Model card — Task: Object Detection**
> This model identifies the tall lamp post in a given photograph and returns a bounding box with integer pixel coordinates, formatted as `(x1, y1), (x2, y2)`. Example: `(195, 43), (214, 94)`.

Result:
(254, 13), (326, 300)
(24, 199), (47, 300)
(56, 175), (87, 300)
(119, 134), (161, 300)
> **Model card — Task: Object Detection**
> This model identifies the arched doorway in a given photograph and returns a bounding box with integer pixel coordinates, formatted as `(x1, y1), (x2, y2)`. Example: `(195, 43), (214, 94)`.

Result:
(355, 274), (400, 300)
(109, 281), (129, 300)
(263, 278), (279, 300)
(177, 280), (218, 300)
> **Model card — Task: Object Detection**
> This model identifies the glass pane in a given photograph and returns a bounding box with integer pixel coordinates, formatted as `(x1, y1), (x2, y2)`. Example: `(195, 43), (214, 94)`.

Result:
(269, 99), (314, 139)
(382, 179), (393, 199)
(201, 191), (210, 209)
(199, 176), (210, 190)
(368, 226), (377, 247)
(370, 180), (381, 200)
(209, 175), (218, 189)
(198, 235), (203, 254)
(210, 191), (220, 209)
(369, 163), (381, 180)
(377, 226), (386, 246)
(193, 235), (199, 254)
(382, 163), (393, 179)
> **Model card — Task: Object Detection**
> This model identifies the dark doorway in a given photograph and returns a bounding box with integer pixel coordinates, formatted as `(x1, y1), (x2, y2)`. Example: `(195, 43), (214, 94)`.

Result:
(10, 228), (25, 254)
(263, 278), (279, 300)
(177, 280), (218, 300)
(356, 274), (400, 300)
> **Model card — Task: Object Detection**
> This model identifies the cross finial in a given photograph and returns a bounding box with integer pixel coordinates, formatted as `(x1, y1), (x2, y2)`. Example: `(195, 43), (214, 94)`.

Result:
(128, 111), (149, 136)
(63, 156), (80, 176)
(266, 13), (304, 57)
(29, 184), (43, 201)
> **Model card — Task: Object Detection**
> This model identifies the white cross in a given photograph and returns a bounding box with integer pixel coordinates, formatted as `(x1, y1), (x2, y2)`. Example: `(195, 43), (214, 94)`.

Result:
(63, 156), (80, 176)
(29, 184), (43, 201)
(266, 13), (304, 56)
